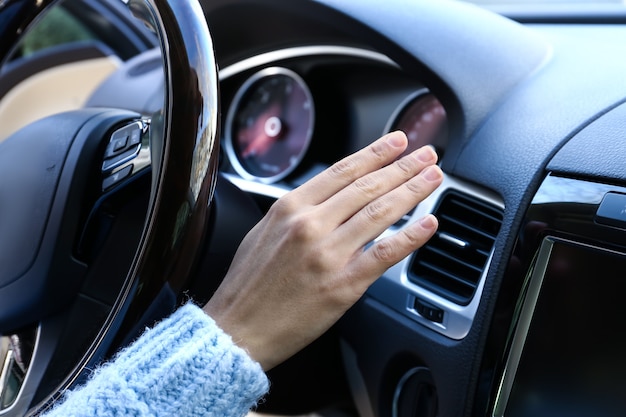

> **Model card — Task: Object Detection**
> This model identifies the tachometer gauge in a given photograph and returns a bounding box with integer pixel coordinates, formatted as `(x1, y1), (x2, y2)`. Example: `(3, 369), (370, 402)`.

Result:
(385, 90), (448, 159)
(225, 67), (314, 183)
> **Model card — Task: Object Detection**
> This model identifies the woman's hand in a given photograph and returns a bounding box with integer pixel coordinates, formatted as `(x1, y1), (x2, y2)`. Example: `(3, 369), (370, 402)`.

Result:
(204, 131), (444, 370)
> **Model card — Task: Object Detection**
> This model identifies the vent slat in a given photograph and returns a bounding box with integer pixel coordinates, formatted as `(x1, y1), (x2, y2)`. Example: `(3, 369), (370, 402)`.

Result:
(440, 214), (500, 240)
(419, 261), (478, 289)
(448, 198), (502, 224)
(444, 216), (495, 240)
(408, 191), (503, 306)
(425, 245), (483, 275)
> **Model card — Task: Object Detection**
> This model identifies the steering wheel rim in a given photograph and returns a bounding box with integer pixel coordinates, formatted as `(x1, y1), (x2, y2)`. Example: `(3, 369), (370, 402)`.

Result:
(0, 0), (219, 414)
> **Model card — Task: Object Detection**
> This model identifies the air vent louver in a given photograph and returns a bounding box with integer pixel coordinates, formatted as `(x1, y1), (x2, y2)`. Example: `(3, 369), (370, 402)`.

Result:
(408, 191), (503, 305)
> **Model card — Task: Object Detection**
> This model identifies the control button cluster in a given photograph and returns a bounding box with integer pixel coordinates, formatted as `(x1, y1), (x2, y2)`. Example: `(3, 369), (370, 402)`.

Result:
(102, 120), (148, 191)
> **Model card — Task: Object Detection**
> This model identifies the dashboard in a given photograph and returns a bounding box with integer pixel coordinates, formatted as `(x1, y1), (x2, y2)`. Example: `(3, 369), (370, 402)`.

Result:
(214, 44), (505, 342)
(197, 2), (626, 416)
(3, 0), (626, 416)
(216, 44), (505, 338)
(210, 43), (506, 416)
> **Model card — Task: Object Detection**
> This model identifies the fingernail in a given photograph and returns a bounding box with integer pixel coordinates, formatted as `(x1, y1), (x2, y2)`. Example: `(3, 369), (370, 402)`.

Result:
(415, 146), (436, 163)
(419, 215), (437, 229)
(421, 165), (442, 182)
(386, 132), (406, 148)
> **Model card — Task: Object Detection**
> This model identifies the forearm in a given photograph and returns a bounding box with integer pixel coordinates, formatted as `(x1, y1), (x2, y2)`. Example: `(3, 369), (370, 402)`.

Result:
(42, 303), (269, 417)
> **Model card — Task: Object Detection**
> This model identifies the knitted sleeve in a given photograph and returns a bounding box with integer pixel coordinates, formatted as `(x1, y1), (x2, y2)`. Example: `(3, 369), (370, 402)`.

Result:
(42, 302), (270, 417)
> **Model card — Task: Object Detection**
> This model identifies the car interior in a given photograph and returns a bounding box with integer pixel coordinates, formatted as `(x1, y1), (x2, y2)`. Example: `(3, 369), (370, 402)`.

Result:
(1, 0), (626, 416)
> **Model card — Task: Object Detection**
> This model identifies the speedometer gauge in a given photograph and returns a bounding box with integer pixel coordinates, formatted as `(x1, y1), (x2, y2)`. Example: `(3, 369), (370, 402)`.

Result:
(225, 67), (315, 183)
(385, 90), (448, 159)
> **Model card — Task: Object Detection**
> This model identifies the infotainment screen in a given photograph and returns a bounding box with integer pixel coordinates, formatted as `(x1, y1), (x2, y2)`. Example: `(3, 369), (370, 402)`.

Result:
(497, 237), (626, 417)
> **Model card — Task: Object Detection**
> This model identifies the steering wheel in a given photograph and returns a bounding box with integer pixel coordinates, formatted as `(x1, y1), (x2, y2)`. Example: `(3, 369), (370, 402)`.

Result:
(0, 0), (219, 414)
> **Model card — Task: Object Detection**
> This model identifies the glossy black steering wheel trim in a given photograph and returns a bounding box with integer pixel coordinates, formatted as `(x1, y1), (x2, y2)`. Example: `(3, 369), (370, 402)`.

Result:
(0, 0), (219, 414)
(111, 0), (220, 345)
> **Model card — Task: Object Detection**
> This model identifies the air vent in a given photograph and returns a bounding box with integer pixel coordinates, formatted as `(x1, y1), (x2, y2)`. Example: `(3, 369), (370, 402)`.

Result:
(408, 191), (503, 305)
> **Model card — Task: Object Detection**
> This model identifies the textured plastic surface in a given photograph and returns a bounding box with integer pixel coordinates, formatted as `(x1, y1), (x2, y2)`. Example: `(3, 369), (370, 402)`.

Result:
(549, 101), (626, 183)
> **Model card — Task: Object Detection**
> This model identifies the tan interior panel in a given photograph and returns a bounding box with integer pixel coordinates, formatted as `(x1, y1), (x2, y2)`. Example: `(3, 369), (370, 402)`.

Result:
(0, 56), (120, 142)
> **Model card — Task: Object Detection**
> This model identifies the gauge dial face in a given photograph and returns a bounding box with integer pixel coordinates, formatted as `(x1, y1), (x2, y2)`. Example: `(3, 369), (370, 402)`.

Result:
(225, 68), (314, 182)
(387, 91), (448, 159)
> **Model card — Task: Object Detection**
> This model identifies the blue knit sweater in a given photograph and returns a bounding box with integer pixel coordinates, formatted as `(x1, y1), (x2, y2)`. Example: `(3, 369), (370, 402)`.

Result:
(43, 303), (270, 417)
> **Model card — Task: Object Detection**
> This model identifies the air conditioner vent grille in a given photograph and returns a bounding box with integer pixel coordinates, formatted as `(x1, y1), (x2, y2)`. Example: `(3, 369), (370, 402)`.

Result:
(408, 191), (503, 305)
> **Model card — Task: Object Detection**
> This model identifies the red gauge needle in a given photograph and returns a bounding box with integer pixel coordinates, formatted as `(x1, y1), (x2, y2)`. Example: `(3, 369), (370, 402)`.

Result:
(241, 108), (285, 158)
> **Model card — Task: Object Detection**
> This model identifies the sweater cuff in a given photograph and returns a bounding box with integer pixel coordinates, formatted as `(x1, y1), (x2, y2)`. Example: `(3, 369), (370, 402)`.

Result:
(47, 302), (269, 417)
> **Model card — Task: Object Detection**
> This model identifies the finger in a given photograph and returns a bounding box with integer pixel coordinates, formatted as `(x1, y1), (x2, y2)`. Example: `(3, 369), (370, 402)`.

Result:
(288, 131), (409, 206)
(332, 164), (443, 252)
(319, 145), (438, 227)
(348, 214), (439, 289)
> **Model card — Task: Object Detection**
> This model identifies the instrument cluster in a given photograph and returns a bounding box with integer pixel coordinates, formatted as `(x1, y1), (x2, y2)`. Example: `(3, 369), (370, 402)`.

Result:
(221, 53), (449, 185)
